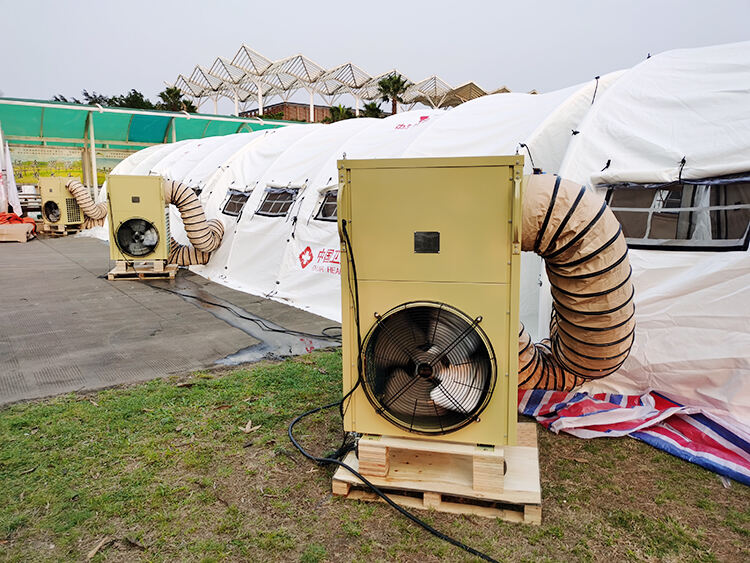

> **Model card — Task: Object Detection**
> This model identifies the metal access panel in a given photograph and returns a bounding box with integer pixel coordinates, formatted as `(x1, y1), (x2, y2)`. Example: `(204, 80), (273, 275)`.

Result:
(338, 156), (524, 447)
(107, 175), (169, 262)
(39, 177), (82, 226)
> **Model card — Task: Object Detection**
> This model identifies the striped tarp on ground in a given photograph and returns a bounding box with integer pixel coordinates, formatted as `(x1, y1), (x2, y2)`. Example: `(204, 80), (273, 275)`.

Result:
(518, 389), (750, 486)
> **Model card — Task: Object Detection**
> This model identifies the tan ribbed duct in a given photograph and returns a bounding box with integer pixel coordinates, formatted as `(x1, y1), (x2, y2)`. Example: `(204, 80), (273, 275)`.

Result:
(519, 174), (635, 391)
(163, 179), (224, 266)
(66, 179), (107, 229)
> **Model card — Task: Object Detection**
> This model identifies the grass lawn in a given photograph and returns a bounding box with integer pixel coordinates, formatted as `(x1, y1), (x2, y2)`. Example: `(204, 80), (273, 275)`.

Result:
(1, 349), (747, 562)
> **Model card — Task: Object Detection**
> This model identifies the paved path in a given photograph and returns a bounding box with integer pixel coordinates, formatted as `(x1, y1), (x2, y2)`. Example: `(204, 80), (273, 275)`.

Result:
(0, 236), (337, 405)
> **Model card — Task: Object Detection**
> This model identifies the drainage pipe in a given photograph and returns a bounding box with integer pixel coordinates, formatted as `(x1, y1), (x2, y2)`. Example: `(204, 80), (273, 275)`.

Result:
(519, 174), (635, 391)
(163, 179), (224, 265)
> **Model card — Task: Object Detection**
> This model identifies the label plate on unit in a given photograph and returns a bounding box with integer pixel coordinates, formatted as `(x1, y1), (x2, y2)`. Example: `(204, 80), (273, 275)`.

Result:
(414, 231), (440, 253)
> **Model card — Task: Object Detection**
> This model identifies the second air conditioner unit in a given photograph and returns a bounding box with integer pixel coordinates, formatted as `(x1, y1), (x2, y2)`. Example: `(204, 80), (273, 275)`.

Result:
(39, 177), (83, 234)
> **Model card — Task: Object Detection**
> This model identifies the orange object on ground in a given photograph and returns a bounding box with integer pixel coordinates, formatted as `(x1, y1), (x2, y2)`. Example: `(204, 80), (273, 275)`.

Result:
(0, 212), (36, 234)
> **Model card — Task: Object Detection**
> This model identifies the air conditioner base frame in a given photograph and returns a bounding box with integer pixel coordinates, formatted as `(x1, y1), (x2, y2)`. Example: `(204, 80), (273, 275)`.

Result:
(332, 422), (541, 524)
(107, 260), (177, 281)
(43, 223), (81, 236)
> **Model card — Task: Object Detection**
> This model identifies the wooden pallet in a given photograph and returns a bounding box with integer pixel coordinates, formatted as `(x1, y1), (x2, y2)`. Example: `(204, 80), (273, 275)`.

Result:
(107, 260), (177, 280)
(332, 423), (541, 524)
(358, 433), (506, 493)
(43, 223), (81, 236)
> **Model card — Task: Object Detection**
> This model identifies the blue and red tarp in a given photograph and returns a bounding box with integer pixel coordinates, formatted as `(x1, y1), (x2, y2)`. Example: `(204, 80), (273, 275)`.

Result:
(518, 389), (750, 486)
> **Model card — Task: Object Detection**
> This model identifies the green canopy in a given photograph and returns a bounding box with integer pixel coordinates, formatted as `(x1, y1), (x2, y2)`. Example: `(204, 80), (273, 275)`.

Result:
(0, 97), (292, 150)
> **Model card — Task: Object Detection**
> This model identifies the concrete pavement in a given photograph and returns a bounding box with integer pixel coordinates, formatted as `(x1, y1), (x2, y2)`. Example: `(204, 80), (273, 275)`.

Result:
(0, 236), (338, 405)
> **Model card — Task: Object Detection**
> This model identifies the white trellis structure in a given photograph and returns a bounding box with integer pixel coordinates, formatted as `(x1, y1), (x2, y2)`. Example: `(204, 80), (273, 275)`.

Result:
(317, 63), (372, 115)
(401, 75), (454, 110)
(172, 46), (522, 119)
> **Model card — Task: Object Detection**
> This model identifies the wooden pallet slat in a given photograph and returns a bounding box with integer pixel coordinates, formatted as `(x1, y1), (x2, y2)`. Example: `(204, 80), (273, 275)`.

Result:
(334, 462), (541, 524)
(107, 260), (177, 281)
(332, 422), (542, 525)
(43, 223), (82, 236)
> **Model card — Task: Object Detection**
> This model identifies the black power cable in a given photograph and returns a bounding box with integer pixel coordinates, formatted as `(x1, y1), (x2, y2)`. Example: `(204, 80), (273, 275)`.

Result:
(144, 282), (342, 342)
(116, 216), (499, 559)
(287, 219), (499, 563)
(288, 410), (497, 562)
(112, 234), (341, 342)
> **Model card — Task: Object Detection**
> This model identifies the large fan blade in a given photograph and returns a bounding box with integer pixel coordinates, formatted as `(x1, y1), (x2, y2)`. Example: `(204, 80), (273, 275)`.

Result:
(117, 218), (159, 257)
(430, 360), (488, 414)
(44, 201), (61, 223)
(382, 368), (448, 420)
(363, 303), (494, 434)
(411, 306), (441, 354)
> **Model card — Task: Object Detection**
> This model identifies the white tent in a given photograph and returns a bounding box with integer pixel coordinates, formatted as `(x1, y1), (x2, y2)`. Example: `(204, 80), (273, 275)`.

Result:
(100, 41), (750, 430)
(106, 76), (613, 337)
(557, 41), (750, 429)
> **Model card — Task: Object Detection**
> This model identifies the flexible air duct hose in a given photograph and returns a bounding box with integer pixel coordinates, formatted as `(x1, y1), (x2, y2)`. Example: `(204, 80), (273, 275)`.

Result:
(163, 179), (224, 266)
(66, 179), (107, 229)
(168, 239), (213, 266)
(519, 174), (635, 391)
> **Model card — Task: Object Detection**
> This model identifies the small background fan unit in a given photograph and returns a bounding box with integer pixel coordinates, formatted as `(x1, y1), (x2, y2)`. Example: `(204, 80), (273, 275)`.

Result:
(39, 177), (83, 234)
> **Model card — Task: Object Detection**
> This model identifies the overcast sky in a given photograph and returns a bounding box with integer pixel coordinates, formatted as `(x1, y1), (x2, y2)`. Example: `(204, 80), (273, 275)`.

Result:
(3, 0), (749, 113)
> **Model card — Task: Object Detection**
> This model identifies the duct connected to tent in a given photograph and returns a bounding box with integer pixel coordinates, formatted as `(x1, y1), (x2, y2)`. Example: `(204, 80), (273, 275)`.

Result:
(518, 174), (635, 391)
(163, 179), (224, 265)
(95, 40), (750, 432)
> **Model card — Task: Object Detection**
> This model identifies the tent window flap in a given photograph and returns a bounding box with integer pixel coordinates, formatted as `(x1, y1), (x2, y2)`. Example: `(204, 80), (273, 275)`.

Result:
(256, 187), (299, 217)
(221, 190), (251, 217)
(606, 181), (750, 251)
(314, 190), (338, 222)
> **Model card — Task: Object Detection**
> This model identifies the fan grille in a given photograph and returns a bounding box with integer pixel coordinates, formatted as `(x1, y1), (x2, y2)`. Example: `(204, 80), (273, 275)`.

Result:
(362, 302), (496, 435)
(115, 218), (160, 258)
(43, 201), (60, 223)
(66, 198), (82, 223)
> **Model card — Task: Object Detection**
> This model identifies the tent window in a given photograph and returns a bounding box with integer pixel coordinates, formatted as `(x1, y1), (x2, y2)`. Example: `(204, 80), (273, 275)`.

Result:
(314, 190), (338, 222)
(606, 182), (750, 251)
(256, 187), (299, 217)
(221, 190), (250, 217)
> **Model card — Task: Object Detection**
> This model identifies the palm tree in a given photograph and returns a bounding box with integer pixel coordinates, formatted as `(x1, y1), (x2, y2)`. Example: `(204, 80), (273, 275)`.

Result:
(323, 104), (355, 123)
(377, 74), (410, 115)
(156, 87), (197, 113)
(117, 89), (156, 110)
(361, 101), (384, 118)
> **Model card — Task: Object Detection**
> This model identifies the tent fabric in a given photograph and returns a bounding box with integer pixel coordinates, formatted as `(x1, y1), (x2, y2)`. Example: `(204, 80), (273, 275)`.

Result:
(555, 41), (750, 429)
(579, 248), (750, 426)
(559, 41), (750, 187)
(97, 41), (750, 442)
(3, 142), (20, 215)
(518, 389), (750, 486)
(106, 81), (609, 335)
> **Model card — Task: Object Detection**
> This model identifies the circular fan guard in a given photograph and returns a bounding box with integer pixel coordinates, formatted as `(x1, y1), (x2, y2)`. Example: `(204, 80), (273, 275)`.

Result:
(115, 218), (159, 258)
(43, 201), (61, 223)
(362, 302), (496, 435)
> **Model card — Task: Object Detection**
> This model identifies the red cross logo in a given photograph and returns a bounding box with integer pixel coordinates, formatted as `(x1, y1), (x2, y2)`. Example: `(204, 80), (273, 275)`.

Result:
(299, 246), (313, 269)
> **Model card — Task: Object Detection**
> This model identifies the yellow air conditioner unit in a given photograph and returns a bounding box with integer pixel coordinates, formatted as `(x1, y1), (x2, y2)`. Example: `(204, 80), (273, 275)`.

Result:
(338, 156), (524, 448)
(39, 177), (83, 232)
(108, 175), (170, 263)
